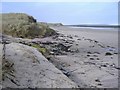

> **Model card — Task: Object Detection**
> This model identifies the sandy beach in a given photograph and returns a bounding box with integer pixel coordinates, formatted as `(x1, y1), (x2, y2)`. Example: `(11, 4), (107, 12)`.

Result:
(1, 13), (119, 88)
(1, 25), (118, 88)
(52, 26), (118, 47)
(48, 26), (118, 88)
(1, 2), (119, 88)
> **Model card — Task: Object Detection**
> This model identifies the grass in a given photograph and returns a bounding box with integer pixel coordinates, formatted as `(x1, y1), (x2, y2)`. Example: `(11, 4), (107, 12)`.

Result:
(1, 13), (56, 39)
(37, 22), (56, 37)
(31, 44), (52, 61)
(31, 44), (49, 56)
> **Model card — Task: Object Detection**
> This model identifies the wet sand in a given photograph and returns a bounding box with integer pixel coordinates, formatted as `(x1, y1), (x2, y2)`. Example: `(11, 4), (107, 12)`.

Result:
(49, 26), (118, 88)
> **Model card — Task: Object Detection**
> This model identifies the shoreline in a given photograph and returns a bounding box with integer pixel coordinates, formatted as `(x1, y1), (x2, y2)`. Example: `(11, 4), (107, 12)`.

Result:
(68, 26), (118, 31)
(48, 26), (118, 88)
(50, 26), (118, 47)
(1, 26), (118, 88)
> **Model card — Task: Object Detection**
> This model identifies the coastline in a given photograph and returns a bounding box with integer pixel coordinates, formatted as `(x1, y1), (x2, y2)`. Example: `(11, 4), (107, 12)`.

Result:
(1, 25), (118, 88)
(48, 26), (118, 88)
(50, 26), (118, 47)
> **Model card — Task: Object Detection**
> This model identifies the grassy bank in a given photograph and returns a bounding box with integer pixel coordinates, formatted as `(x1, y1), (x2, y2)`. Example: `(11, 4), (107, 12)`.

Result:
(1, 13), (56, 39)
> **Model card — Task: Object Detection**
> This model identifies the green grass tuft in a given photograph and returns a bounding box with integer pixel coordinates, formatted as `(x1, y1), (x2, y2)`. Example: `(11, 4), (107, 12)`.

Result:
(31, 44), (49, 55)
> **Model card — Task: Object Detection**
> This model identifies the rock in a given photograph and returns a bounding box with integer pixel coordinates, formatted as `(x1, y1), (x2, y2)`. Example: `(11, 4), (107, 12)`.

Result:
(114, 52), (118, 54)
(1, 43), (78, 88)
(68, 48), (79, 53)
(77, 38), (81, 41)
(107, 46), (110, 47)
(49, 51), (54, 55)
(114, 67), (120, 70)
(93, 55), (98, 57)
(111, 57), (113, 59)
(94, 40), (99, 43)
(76, 43), (79, 46)
(41, 41), (54, 45)
(52, 35), (59, 39)
(101, 64), (107, 67)
(95, 79), (100, 82)
(67, 35), (73, 39)
(85, 39), (93, 42)
(97, 58), (100, 60)
(87, 55), (90, 57)
(57, 36), (64, 40)
(50, 47), (66, 55)
(0, 34), (32, 45)
(65, 41), (70, 43)
(94, 52), (100, 54)
(63, 72), (71, 77)
(56, 43), (71, 52)
(98, 83), (102, 86)
(74, 35), (78, 37)
(87, 52), (92, 54)
(98, 44), (105, 48)
(89, 45), (95, 48)
(105, 52), (113, 56)
(89, 58), (94, 60)
(60, 68), (71, 77)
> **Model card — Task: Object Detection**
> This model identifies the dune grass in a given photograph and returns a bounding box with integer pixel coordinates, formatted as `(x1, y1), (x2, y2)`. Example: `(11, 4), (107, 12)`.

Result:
(1, 13), (56, 39)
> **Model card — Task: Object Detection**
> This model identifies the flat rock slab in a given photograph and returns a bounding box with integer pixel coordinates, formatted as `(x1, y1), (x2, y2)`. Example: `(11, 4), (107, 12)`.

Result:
(1, 43), (78, 88)
(52, 55), (118, 88)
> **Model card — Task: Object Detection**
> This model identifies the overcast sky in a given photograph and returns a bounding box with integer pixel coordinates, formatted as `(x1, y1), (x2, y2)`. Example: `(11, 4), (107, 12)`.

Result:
(2, 2), (118, 25)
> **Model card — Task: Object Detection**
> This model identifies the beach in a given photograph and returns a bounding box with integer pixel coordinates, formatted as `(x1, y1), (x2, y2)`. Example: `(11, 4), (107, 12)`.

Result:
(51, 26), (118, 47)
(1, 25), (119, 88)
(1, 2), (118, 88)
(48, 26), (118, 88)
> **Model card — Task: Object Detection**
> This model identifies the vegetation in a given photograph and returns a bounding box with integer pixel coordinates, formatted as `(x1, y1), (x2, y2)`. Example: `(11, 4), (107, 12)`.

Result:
(47, 23), (63, 26)
(37, 22), (56, 37)
(0, 13), (56, 81)
(1, 13), (56, 39)
(31, 43), (49, 56)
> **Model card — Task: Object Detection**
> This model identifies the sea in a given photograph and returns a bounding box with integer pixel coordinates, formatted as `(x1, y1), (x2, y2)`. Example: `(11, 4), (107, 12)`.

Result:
(69, 26), (119, 31)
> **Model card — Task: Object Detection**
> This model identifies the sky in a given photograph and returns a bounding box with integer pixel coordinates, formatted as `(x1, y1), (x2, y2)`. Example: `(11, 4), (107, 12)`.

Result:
(1, 2), (118, 25)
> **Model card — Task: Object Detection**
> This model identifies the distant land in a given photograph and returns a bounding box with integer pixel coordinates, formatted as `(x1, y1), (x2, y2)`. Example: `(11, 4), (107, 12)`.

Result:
(66, 24), (120, 28)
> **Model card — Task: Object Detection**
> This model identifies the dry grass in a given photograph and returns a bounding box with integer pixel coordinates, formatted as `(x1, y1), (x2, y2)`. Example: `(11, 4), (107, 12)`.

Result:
(1, 13), (56, 39)
(2, 59), (15, 81)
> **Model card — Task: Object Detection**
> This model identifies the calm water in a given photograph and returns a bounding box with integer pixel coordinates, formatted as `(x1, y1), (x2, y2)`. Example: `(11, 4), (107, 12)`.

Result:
(69, 26), (118, 31)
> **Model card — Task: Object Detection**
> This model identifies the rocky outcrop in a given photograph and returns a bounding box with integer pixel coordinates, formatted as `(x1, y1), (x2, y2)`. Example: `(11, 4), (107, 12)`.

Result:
(1, 43), (78, 88)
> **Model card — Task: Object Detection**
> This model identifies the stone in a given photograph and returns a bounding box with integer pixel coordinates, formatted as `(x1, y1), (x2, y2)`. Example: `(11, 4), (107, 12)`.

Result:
(1, 43), (78, 88)
(89, 58), (94, 60)
(95, 79), (100, 82)
(105, 52), (113, 56)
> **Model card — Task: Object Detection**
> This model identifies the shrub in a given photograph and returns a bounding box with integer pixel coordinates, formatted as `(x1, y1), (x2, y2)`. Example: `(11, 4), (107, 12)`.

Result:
(1, 13), (56, 39)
